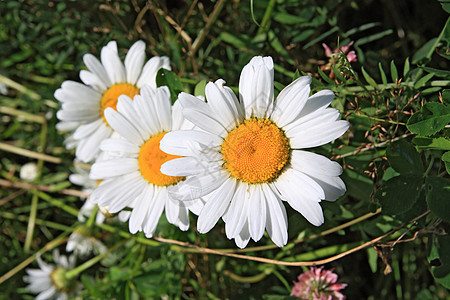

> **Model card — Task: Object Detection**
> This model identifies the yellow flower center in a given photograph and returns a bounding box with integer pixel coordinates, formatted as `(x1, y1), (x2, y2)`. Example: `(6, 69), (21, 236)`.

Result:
(138, 132), (184, 186)
(100, 83), (140, 125)
(221, 118), (290, 184)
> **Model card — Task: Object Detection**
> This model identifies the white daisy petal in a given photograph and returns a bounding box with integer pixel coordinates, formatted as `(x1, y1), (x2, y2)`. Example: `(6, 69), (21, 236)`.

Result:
(297, 89), (335, 117)
(129, 185), (154, 234)
(225, 182), (250, 239)
(307, 174), (346, 201)
(75, 123), (112, 163)
(248, 184), (266, 242)
(36, 285), (57, 300)
(73, 119), (103, 140)
(154, 86), (172, 131)
(83, 53), (112, 87)
(290, 150), (343, 177)
(197, 177), (237, 233)
(161, 156), (215, 177)
(104, 107), (145, 145)
(136, 56), (171, 89)
(143, 186), (166, 237)
(239, 56), (274, 119)
(271, 76), (311, 127)
(125, 40), (146, 84)
(234, 222), (251, 249)
(288, 119), (349, 149)
(264, 184), (288, 247)
(90, 158), (139, 179)
(274, 172), (324, 226)
(205, 80), (243, 130)
(160, 130), (222, 157)
(101, 40), (126, 84)
(169, 169), (229, 201)
(79, 70), (107, 92)
(100, 137), (140, 155)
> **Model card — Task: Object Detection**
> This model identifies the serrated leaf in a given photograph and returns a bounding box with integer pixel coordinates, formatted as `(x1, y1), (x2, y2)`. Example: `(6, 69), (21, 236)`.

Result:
(426, 176), (450, 222)
(361, 67), (378, 88)
(414, 73), (434, 89)
(444, 90), (450, 105)
(378, 62), (387, 85)
(156, 68), (184, 102)
(390, 60), (398, 82)
(194, 80), (207, 98)
(387, 140), (423, 175)
(413, 136), (450, 150)
(442, 151), (450, 174)
(406, 102), (450, 136)
(375, 175), (423, 215)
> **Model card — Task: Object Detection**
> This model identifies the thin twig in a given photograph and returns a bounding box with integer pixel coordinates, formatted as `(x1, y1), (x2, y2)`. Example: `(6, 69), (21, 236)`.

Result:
(333, 133), (412, 159)
(0, 178), (89, 198)
(0, 142), (61, 164)
(152, 210), (430, 267)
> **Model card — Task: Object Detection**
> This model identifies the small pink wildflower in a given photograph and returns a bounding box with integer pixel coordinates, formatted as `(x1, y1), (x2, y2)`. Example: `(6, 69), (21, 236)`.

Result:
(291, 266), (347, 300)
(322, 41), (357, 63)
(320, 41), (357, 80)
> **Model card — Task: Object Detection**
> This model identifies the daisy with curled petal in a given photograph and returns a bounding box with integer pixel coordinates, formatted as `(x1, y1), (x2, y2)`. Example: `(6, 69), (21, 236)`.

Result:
(23, 249), (78, 300)
(55, 40), (170, 163)
(89, 85), (196, 237)
(160, 56), (349, 248)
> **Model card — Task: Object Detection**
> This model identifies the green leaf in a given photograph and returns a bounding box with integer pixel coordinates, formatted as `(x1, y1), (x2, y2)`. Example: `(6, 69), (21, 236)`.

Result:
(426, 176), (450, 222)
(155, 68), (184, 102)
(412, 136), (450, 150)
(273, 12), (307, 25)
(194, 80), (207, 98)
(318, 67), (335, 85)
(427, 235), (450, 288)
(292, 29), (315, 43)
(442, 151), (450, 174)
(403, 57), (410, 77)
(444, 90), (450, 105)
(331, 65), (346, 82)
(386, 140), (423, 175)
(414, 73), (434, 89)
(361, 67), (378, 88)
(412, 38), (439, 64)
(292, 69), (300, 81)
(375, 175), (423, 215)
(420, 66), (450, 78)
(406, 102), (450, 136)
(390, 60), (398, 82)
(378, 62), (387, 85)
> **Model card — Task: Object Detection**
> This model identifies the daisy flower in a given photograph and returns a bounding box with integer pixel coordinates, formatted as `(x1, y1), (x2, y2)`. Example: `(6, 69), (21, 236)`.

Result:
(160, 56), (349, 248)
(291, 266), (347, 300)
(23, 250), (78, 300)
(66, 224), (107, 257)
(89, 85), (196, 237)
(55, 40), (170, 163)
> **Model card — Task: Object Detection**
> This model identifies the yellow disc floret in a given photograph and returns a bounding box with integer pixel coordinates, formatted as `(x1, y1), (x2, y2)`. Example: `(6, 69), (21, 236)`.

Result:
(221, 118), (290, 184)
(100, 83), (140, 125)
(138, 132), (184, 186)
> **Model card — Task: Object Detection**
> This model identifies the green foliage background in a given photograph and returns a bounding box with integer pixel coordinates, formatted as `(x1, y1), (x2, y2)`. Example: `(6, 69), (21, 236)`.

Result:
(0, 0), (449, 299)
